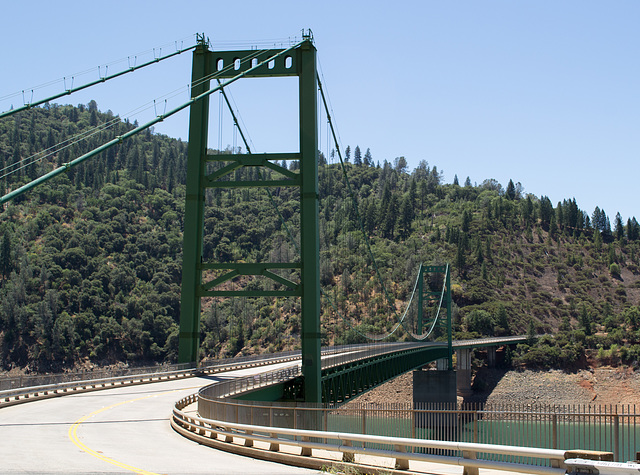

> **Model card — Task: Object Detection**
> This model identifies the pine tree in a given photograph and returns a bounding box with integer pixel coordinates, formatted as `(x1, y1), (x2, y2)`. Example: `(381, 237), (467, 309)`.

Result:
(594, 229), (603, 251)
(496, 304), (509, 334)
(364, 148), (373, 167)
(506, 179), (516, 200)
(353, 145), (362, 166)
(383, 194), (399, 239)
(539, 196), (553, 228)
(398, 196), (413, 239)
(580, 305), (592, 336)
(0, 232), (12, 279)
(409, 179), (417, 208)
(527, 319), (537, 345)
(615, 212), (624, 241)
(344, 145), (351, 163)
(627, 217), (640, 241)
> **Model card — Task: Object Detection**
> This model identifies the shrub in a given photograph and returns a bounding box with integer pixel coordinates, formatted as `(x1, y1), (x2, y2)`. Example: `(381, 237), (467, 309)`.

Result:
(609, 263), (621, 277)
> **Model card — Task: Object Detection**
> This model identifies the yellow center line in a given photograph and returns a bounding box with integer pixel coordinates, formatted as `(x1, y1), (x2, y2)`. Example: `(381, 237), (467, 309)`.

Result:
(68, 386), (201, 475)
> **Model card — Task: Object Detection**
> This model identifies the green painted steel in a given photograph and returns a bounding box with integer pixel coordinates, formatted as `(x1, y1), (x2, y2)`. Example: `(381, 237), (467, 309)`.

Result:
(298, 36), (321, 404)
(178, 36), (211, 364)
(446, 265), (453, 369)
(178, 32), (321, 403)
(0, 40), (298, 205)
(320, 345), (449, 404)
(416, 264), (453, 369)
(0, 45), (196, 120)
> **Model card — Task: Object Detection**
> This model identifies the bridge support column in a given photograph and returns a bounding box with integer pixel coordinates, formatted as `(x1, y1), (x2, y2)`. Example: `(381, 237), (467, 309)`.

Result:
(456, 348), (473, 398)
(413, 369), (457, 431)
(487, 346), (497, 368)
(435, 358), (449, 371)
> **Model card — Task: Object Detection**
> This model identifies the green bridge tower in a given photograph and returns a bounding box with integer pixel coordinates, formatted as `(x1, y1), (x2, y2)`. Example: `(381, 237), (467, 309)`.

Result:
(177, 33), (322, 403)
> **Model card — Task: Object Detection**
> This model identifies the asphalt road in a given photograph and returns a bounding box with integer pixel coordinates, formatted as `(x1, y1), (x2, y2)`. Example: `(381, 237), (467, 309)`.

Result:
(0, 365), (322, 474)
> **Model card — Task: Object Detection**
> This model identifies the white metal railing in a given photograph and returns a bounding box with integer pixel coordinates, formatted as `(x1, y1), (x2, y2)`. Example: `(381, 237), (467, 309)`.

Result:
(172, 393), (580, 475)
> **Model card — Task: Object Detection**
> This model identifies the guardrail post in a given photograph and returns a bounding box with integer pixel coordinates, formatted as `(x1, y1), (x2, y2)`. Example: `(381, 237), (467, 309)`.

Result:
(224, 426), (233, 443)
(342, 440), (354, 462)
(244, 430), (253, 447)
(395, 444), (410, 470)
(269, 433), (279, 452)
(301, 436), (311, 456)
(462, 450), (479, 475)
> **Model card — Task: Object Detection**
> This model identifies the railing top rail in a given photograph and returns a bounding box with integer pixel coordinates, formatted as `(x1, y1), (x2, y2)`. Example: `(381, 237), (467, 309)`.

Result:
(173, 402), (567, 460)
(0, 352), (301, 399)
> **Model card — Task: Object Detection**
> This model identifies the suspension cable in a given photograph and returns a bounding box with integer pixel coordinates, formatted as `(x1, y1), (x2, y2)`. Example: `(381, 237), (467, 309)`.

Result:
(316, 74), (397, 315)
(1, 40), (306, 204)
(214, 64), (405, 343)
(1, 43), (267, 182)
(316, 71), (446, 342)
(216, 78), (301, 256)
(407, 263), (449, 340)
(0, 44), (197, 119)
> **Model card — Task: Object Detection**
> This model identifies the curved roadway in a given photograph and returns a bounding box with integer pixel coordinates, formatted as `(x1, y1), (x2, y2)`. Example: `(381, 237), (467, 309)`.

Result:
(0, 364), (321, 474)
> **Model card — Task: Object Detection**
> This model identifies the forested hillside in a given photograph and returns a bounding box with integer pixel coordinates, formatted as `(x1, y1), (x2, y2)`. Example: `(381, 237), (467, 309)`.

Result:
(1, 103), (639, 373)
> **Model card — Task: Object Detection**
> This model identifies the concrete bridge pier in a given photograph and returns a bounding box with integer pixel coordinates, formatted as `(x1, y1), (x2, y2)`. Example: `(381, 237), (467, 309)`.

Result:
(487, 346), (496, 367)
(455, 348), (473, 398)
(435, 358), (449, 371)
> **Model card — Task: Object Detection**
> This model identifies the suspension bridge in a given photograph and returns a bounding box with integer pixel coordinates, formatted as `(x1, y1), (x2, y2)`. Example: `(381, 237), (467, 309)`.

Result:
(0, 30), (474, 403)
(3, 31), (628, 475)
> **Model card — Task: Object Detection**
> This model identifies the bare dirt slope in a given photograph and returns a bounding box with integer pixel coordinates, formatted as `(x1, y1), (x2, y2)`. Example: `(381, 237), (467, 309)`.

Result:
(344, 366), (640, 407)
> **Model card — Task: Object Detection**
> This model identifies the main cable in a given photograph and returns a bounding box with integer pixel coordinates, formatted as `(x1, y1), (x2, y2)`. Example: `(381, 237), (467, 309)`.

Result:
(1, 40), (306, 204)
(0, 41), (197, 119)
(1, 47), (270, 182)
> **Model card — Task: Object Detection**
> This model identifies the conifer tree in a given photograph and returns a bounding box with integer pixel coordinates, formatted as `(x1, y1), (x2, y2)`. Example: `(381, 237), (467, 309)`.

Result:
(353, 145), (362, 166)
(363, 148), (373, 167)
(398, 196), (413, 239)
(615, 212), (624, 241)
(506, 179), (516, 200)
(0, 232), (12, 279)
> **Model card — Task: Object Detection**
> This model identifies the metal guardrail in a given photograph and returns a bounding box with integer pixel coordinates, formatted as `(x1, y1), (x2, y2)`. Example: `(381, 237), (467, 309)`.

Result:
(173, 392), (579, 475)
(0, 349), (304, 391)
(0, 343), (422, 407)
(452, 335), (528, 349)
(0, 362), (195, 391)
(0, 338), (510, 393)
(0, 352), (301, 408)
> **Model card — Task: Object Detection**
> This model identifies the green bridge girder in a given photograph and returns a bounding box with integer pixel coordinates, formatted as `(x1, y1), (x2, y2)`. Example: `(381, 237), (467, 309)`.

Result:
(276, 344), (451, 405)
(321, 344), (449, 404)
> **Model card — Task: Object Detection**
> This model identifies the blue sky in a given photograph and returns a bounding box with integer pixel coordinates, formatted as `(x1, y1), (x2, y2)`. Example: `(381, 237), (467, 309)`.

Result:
(2, 1), (638, 222)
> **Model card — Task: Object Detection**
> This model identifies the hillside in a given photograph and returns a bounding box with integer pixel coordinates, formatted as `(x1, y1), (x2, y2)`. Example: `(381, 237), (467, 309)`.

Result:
(1, 103), (639, 373)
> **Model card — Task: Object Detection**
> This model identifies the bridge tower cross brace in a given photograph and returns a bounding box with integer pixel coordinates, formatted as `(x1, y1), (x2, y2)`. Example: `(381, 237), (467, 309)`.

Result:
(177, 33), (322, 403)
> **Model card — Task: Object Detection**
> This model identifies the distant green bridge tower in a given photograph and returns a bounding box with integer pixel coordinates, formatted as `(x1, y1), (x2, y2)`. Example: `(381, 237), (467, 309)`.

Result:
(178, 33), (322, 403)
(417, 264), (453, 370)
